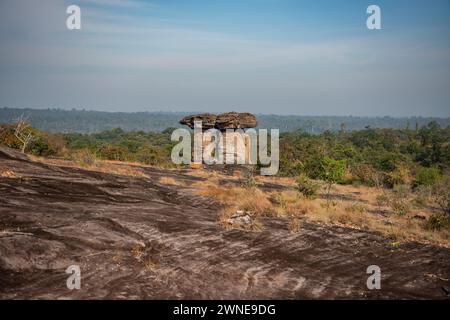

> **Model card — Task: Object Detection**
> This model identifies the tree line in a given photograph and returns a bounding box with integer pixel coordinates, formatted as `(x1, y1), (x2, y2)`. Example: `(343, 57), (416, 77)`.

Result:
(1, 107), (449, 134)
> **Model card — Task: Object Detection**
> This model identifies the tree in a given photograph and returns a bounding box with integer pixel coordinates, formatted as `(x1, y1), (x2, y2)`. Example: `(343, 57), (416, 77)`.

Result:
(318, 157), (346, 204)
(13, 115), (35, 153)
(414, 167), (441, 187)
(296, 173), (319, 199)
(432, 175), (450, 217)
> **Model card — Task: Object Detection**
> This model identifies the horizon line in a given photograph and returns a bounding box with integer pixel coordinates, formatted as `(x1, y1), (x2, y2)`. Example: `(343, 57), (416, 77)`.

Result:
(1, 106), (449, 120)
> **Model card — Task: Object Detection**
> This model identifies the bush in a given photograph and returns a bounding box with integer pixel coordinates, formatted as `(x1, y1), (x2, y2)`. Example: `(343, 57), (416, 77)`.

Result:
(71, 149), (97, 167)
(0, 125), (20, 149)
(388, 185), (411, 215)
(390, 198), (410, 216)
(28, 135), (54, 156)
(239, 174), (257, 189)
(314, 157), (346, 204)
(318, 157), (346, 184)
(385, 164), (412, 188)
(98, 145), (129, 161)
(351, 163), (381, 187)
(0, 124), (66, 156)
(375, 193), (390, 207)
(41, 132), (67, 156)
(375, 185), (412, 215)
(344, 203), (367, 213)
(425, 213), (450, 231)
(413, 185), (432, 207)
(135, 145), (169, 166)
(432, 176), (450, 217)
(296, 174), (320, 199)
(414, 167), (441, 187)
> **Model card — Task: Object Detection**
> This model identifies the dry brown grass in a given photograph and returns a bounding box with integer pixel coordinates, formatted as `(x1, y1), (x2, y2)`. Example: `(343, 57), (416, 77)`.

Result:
(94, 164), (149, 178)
(194, 182), (273, 231)
(0, 170), (20, 178)
(288, 217), (303, 233)
(158, 176), (185, 186)
(194, 183), (274, 214)
(191, 173), (450, 247)
(217, 207), (263, 231)
(255, 175), (295, 187)
(29, 155), (149, 178)
(344, 202), (368, 214)
(185, 169), (221, 179)
(269, 190), (319, 218)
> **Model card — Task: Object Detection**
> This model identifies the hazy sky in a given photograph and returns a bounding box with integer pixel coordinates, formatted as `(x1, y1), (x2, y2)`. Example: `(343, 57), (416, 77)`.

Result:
(0, 0), (449, 116)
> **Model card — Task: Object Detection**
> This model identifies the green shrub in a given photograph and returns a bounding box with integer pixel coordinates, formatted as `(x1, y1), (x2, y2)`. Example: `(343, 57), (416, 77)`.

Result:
(318, 157), (346, 184)
(28, 135), (54, 156)
(240, 176), (257, 189)
(314, 157), (346, 204)
(414, 167), (441, 187)
(296, 174), (320, 199)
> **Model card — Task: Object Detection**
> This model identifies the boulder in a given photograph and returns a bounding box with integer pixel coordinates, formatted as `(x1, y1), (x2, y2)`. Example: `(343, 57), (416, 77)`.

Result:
(227, 210), (252, 228)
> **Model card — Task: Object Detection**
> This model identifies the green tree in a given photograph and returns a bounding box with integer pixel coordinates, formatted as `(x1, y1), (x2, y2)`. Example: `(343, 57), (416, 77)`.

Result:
(296, 173), (319, 199)
(317, 157), (346, 203)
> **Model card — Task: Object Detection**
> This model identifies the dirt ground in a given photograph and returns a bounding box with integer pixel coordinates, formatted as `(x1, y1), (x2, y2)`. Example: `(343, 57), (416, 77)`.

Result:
(0, 146), (449, 299)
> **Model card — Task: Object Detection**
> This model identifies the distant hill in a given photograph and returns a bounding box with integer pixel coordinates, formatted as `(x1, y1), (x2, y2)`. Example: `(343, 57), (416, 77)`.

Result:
(1, 107), (449, 134)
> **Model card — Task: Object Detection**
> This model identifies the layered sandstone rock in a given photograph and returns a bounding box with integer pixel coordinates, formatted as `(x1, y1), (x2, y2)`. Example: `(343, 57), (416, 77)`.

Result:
(215, 112), (257, 130)
(180, 112), (257, 168)
(179, 112), (257, 130)
(179, 113), (217, 129)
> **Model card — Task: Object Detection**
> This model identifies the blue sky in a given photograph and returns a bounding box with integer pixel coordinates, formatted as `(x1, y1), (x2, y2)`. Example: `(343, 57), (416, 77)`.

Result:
(0, 0), (449, 116)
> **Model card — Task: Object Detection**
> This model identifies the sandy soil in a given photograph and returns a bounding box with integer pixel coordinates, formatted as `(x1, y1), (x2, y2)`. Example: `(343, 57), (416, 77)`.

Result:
(0, 146), (449, 299)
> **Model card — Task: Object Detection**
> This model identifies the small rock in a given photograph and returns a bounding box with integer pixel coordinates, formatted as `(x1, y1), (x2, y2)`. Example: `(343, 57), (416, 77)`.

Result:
(227, 211), (252, 227)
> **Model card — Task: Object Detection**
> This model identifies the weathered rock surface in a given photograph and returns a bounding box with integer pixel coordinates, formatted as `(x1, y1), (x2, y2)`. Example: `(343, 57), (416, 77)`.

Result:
(179, 112), (257, 130)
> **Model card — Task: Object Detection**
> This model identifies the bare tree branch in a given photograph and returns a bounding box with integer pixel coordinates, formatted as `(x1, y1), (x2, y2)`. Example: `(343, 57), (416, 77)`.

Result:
(13, 114), (35, 153)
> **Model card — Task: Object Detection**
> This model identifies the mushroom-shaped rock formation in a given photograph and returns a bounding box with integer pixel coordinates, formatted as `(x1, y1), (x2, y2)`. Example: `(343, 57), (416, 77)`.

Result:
(179, 112), (257, 130)
(179, 113), (217, 129)
(215, 112), (257, 130)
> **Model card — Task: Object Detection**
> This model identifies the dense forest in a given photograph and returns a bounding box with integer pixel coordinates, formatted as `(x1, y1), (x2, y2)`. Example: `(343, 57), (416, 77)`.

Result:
(1, 107), (449, 134)
(279, 122), (449, 185)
